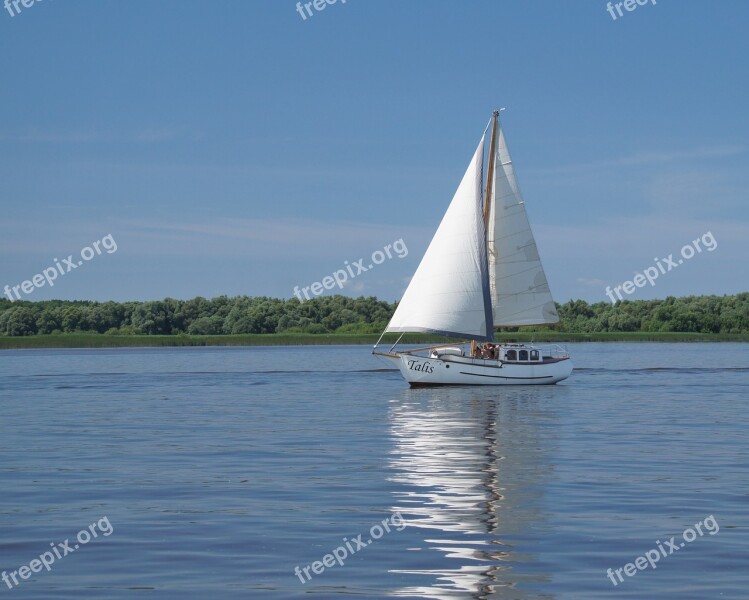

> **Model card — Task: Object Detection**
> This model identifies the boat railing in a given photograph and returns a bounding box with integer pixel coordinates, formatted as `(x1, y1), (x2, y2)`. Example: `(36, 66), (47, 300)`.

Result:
(538, 343), (569, 358)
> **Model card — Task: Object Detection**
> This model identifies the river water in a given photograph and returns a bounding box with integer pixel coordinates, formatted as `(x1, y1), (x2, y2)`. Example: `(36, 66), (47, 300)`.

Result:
(0, 343), (747, 598)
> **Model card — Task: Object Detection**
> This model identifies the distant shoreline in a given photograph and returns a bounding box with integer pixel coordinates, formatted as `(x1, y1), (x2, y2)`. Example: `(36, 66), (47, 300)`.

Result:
(1, 332), (748, 349)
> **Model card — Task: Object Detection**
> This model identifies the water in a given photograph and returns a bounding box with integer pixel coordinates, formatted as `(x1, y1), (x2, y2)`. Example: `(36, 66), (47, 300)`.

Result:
(0, 343), (747, 599)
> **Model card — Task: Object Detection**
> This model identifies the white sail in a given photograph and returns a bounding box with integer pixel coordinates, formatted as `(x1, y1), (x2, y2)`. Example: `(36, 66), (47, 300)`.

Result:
(487, 125), (560, 326)
(385, 135), (493, 340)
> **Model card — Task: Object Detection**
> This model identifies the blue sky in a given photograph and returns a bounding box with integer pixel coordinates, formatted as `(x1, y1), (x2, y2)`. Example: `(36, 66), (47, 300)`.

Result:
(1, 0), (747, 304)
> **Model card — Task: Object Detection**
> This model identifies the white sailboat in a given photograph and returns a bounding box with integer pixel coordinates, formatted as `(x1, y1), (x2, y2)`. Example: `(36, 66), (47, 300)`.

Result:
(373, 110), (572, 386)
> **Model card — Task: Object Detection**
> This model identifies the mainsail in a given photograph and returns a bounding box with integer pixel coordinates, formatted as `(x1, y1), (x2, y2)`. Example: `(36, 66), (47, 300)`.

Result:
(486, 124), (560, 326)
(384, 112), (559, 341)
(385, 135), (493, 340)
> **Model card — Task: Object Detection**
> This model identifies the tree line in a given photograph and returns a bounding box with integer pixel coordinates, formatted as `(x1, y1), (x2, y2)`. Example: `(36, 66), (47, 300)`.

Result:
(0, 293), (747, 336)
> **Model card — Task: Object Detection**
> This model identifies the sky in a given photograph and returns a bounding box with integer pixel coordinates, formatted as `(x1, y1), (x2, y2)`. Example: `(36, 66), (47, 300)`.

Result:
(1, 0), (747, 305)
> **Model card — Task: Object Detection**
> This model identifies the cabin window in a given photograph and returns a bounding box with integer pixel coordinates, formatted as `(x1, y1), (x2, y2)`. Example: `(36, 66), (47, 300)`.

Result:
(506, 350), (517, 361)
(519, 350), (529, 361)
(530, 350), (540, 361)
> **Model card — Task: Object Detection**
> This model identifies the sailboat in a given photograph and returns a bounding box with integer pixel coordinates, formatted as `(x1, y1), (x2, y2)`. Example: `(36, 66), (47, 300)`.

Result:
(373, 110), (572, 386)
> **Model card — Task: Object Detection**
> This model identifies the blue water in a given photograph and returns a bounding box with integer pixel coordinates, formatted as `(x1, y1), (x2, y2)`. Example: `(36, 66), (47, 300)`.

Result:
(0, 343), (747, 599)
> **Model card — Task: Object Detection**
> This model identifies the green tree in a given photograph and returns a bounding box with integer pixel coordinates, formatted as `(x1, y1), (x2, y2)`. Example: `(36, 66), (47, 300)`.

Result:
(2, 307), (38, 336)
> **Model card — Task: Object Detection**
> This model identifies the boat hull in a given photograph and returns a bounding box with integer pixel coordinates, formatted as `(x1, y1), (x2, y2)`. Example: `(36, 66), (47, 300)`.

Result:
(382, 353), (573, 386)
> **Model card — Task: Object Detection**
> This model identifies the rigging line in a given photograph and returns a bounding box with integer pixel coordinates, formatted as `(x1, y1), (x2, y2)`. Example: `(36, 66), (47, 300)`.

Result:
(389, 331), (405, 353)
(482, 116), (493, 137)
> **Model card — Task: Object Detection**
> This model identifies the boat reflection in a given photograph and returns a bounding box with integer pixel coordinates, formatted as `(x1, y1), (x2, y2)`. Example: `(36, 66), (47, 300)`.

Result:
(388, 387), (557, 599)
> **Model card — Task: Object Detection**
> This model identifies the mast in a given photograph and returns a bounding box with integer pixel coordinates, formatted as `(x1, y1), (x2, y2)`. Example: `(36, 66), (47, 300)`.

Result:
(483, 110), (500, 227)
(482, 110), (502, 338)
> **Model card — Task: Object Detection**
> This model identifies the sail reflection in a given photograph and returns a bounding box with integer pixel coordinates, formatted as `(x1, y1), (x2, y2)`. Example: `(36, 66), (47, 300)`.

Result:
(388, 387), (555, 599)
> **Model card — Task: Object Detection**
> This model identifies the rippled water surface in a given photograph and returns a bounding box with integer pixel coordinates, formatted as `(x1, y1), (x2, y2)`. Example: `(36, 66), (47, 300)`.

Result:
(1, 343), (747, 599)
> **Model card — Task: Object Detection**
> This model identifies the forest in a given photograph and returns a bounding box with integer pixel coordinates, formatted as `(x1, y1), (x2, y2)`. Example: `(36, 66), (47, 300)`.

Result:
(0, 293), (748, 337)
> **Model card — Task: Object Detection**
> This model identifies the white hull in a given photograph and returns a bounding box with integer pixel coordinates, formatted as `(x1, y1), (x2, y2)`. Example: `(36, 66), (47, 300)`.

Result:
(380, 352), (572, 386)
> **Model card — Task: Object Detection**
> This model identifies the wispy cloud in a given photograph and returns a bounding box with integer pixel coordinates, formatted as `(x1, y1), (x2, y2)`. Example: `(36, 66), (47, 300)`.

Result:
(0, 128), (178, 144)
(526, 145), (746, 177)
(577, 277), (607, 288)
(536, 216), (749, 261)
(343, 280), (367, 292)
(0, 215), (431, 261)
(119, 217), (427, 251)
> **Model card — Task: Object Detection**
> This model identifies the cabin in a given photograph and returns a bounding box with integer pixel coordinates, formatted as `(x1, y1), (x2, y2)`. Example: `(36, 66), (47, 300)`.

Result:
(499, 345), (542, 363)
(428, 343), (546, 364)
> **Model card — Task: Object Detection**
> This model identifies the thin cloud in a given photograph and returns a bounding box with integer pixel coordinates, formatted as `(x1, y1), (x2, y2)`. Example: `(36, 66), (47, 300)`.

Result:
(0, 128), (178, 144)
(0, 216), (430, 261)
(577, 277), (607, 287)
(118, 216), (427, 248)
(526, 145), (746, 177)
